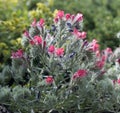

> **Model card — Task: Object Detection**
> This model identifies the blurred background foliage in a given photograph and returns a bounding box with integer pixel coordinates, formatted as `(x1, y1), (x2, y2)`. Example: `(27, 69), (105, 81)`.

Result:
(0, 0), (53, 70)
(0, 0), (120, 70)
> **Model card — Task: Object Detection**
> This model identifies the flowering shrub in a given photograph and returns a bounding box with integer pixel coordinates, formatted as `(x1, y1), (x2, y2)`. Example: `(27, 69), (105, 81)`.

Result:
(0, 10), (120, 113)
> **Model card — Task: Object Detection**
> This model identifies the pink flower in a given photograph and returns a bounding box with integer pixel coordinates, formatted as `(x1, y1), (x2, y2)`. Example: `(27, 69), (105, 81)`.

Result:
(56, 10), (64, 19)
(105, 47), (112, 54)
(71, 14), (75, 21)
(72, 28), (78, 38)
(54, 17), (59, 23)
(117, 79), (120, 84)
(95, 50), (101, 57)
(76, 13), (83, 22)
(88, 39), (99, 52)
(31, 18), (36, 27)
(23, 30), (29, 38)
(48, 45), (55, 54)
(55, 48), (64, 56)
(96, 60), (105, 69)
(33, 36), (42, 45)
(101, 55), (106, 61)
(65, 13), (71, 20)
(73, 28), (86, 39)
(38, 18), (45, 27)
(73, 69), (87, 80)
(92, 43), (99, 52)
(45, 76), (54, 84)
(102, 47), (112, 61)
(81, 32), (87, 39)
(29, 40), (35, 45)
(73, 28), (79, 35)
(72, 13), (83, 24)
(11, 49), (24, 59)
(116, 58), (120, 64)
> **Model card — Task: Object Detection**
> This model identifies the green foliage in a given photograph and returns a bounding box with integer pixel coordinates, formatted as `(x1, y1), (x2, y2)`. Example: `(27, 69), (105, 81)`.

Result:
(0, 0), (53, 70)
(0, 86), (11, 102)
(29, 2), (53, 25)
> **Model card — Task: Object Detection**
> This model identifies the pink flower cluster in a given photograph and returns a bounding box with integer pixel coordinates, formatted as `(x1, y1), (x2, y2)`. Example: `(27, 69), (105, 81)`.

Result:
(31, 18), (45, 27)
(48, 45), (64, 57)
(11, 49), (24, 59)
(95, 47), (112, 69)
(45, 76), (54, 84)
(23, 30), (29, 38)
(30, 35), (43, 45)
(54, 10), (83, 23)
(73, 28), (87, 39)
(72, 69), (87, 80)
(87, 39), (100, 52)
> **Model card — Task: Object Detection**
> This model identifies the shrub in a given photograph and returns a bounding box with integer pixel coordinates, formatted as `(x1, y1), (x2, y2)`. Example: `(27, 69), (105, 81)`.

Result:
(0, 10), (120, 113)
